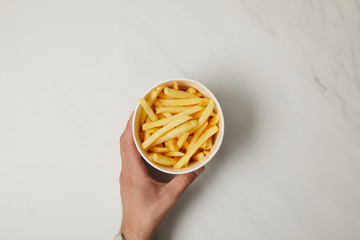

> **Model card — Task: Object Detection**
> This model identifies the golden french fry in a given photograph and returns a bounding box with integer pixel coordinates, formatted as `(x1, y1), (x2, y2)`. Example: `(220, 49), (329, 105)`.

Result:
(162, 113), (172, 118)
(165, 151), (185, 157)
(195, 92), (203, 97)
(193, 152), (205, 161)
(156, 106), (194, 114)
(158, 98), (209, 107)
(186, 87), (196, 94)
(206, 136), (212, 149)
(149, 147), (171, 153)
(192, 109), (205, 119)
(152, 153), (177, 166)
(192, 99), (214, 133)
(209, 113), (220, 125)
(148, 128), (160, 134)
(148, 86), (165, 105)
(189, 121), (208, 150)
(151, 120), (197, 147)
(168, 138), (179, 152)
(158, 113), (170, 119)
(200, 141), (207, 149)
(144, 117), (151, 140)
(182, 140), (190, 150)
(140, 86), (164, 124)
(164, 140), (171, 148)
(210, 112), (216, 117)
(139, 98), (158, 121)
(203, 150), (210, 155)
(173, 81), (178, 90)
(164, 87), (199, 99)
(153, 100), (163, 108)
(148, 153), (155, 161)
(153, 101), (172, 118)
(142, 106), (201, 130)
(158, 92), (172, 99)
(177, 132), (189, 148)
(174, 125), (218, 169)
(142, 115), (192, 151)
(140, 109), (147, 126)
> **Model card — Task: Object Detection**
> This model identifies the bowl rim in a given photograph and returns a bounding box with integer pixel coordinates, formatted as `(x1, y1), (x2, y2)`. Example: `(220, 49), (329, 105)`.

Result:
(132, 78), (225, 175)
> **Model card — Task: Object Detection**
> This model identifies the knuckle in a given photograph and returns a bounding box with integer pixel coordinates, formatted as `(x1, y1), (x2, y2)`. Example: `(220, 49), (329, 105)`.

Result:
(182, 173), (197, 187)
(182, 176), (192, 188)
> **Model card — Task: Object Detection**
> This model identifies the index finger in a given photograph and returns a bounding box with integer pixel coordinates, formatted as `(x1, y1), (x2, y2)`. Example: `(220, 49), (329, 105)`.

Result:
(120, 112), (147, 174)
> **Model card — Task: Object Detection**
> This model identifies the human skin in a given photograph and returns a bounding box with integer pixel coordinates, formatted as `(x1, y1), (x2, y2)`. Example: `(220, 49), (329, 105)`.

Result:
(119, 113), (205, 240)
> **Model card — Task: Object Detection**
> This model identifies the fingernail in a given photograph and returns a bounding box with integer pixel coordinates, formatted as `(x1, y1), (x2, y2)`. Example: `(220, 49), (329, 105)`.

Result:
(194, 167), (205, 176)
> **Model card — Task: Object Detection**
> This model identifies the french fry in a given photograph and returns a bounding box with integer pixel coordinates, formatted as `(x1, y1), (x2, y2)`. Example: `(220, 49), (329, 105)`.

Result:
(151, 120), (197, 146)
(152, 153), (177, 166)
(156, 106), (194, 114)
(140, 86), (164, 124)
(158, 113), (171, 119)
(148, 128), (160, 134)
(209, 113), (220, 125)
(192, 109), (205, 119)
(162, 112), (172, 118)
(139, 98), (158, 121)
(193, 152), (205, 161)
(164, 140), (171, 148)
(148, 153), (155, 161)
(153, 100), (163, 108)
(174, 125), (218, 169)
(142, 106), (201, 130)
(164, 87), (199, 99)
(168, 138), (179, 152)
(153, 100), (173, 118)
(186, 87), (196, 94)
(173, 81), (178, 90)
(203, 150), (210, 155)
(192, 99), (214, 132)
(144, 117), (151, 140)
(189, 121), (208, 149)
(148, 86), (165, 105)
(158, 98), (209, 107)
(182, 140), (190, 150)
(197, 101), (210, 107)
(195, 92), (203, 97)
(142, 115), (192, 151)
(177, 132), (189, 148)
(165, 151), (185, 157)
(158, 92), (172, 99)
(210, 112), (216, 117)
(206, 137), (213, 149)
(149, 147), (171, 153)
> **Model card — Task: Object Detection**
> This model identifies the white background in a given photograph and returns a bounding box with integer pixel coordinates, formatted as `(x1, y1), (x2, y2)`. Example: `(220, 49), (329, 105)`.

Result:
(1, 0), (360, 239)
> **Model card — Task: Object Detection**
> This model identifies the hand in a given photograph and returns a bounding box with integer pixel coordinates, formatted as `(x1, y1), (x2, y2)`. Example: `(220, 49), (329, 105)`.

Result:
(119, 112), (205, 240)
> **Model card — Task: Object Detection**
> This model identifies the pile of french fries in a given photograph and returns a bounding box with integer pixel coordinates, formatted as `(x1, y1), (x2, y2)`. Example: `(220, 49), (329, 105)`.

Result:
(138, 81), (221, 169)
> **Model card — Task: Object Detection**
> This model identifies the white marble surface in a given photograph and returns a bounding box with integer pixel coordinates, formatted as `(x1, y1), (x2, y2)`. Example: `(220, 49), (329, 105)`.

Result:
(1, 0), (360, 239)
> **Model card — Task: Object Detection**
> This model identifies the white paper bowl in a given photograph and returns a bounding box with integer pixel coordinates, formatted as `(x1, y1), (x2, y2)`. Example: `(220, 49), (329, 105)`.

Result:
(132, 78), (224, 175)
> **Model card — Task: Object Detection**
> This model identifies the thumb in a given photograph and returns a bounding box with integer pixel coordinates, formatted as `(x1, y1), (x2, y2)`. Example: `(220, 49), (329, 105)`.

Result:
(166, 166), (205, 197)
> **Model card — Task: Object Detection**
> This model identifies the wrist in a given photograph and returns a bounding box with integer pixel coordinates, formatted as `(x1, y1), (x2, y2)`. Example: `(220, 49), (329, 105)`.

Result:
(121, 221), (156, 240)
